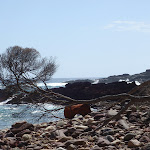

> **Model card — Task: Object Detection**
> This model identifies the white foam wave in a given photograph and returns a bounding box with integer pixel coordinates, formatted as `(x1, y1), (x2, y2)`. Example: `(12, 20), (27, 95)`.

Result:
(92, 79), (99, 84)
(135, 81), (141, 85)
(37, 82), (67, 87)
(31, 110), (42, 114)
(0, 97), (14, 105)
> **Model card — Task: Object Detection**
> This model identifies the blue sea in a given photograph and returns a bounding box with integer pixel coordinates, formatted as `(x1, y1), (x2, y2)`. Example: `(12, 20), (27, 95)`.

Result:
(0, 78), (98, 129)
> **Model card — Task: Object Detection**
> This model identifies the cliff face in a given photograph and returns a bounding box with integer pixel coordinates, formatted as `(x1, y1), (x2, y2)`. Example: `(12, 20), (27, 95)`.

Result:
(98, 69), (150, 84)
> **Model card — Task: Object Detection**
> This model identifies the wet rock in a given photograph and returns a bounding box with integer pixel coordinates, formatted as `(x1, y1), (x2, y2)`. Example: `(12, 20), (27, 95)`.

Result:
(124, 133), (136, 141)
(106, 135), (115, 142)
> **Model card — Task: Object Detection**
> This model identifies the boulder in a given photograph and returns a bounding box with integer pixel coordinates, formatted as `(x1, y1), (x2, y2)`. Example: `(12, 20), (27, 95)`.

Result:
(10, 122), (34, 134)
(64, 104), (91, 119)
(128, 139), (141, 148)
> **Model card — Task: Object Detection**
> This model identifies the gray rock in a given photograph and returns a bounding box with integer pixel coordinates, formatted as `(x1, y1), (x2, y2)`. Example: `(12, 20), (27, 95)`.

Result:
(56, 121), (66, 127)
(65, 139), (86, 147)
(56, 129), (66, 137)
(101, 128), (115, 136)
(56, 147), (67, 150)
(72, 130), (83, 138)
(67, 144), (76, 150)
(90, 145), (102, 150)
(142, 142), (150, 150)
(58, 136), (73, 142)
(111, 139), (121, 145)
(22, 134), (32, 141)
(97, 137), (110, 147)
(108, 109), (118, 116)
(34, 146), (43, 150)
(139, 136), (150, 143)
(74, 125), (88, 130)
(45, 125), (55, 131)
(106, 135), (115, 142)
(118, 119), (129, 129)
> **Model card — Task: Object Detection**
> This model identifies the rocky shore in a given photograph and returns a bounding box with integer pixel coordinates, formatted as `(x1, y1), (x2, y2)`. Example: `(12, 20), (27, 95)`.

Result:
(1, 101), (150, 150)
(98, 69), (150, 84)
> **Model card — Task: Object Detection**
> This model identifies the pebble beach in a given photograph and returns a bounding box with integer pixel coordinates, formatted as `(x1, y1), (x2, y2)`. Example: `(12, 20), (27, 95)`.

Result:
(0, 101), (150, 150)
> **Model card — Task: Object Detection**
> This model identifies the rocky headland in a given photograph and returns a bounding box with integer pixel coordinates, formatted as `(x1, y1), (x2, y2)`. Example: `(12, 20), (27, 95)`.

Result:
(2, 69), (150, 104)
(6, 81), (136, 104)
(97, 69), (150, 84)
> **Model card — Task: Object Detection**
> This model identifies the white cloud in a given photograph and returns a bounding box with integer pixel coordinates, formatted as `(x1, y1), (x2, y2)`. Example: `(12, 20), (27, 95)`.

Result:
(104, 21), (150, 33)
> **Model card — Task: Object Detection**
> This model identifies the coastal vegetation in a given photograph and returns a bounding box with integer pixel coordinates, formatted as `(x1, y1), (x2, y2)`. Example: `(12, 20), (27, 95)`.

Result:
(0, 46), (57, 94)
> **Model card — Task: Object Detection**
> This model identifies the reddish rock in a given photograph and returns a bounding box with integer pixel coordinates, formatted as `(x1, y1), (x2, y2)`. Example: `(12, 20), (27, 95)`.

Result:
(64, 104), (91, 119)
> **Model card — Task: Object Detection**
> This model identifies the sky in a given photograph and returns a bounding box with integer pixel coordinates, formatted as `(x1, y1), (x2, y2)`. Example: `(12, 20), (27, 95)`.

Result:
(0, 0), (150, 78)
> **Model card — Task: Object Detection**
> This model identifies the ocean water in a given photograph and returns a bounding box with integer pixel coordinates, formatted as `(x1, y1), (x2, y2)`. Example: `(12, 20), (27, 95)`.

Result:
(0, 78), (97, 129)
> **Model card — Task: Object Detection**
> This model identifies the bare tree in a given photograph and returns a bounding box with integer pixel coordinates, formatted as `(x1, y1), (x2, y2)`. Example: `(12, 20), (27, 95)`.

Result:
(0, 46), (57, 93)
